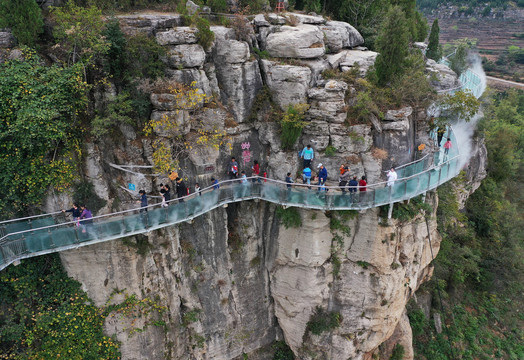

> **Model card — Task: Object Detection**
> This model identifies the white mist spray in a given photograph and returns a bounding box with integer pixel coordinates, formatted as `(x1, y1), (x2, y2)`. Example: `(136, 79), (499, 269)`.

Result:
(452, 53), (487, 169)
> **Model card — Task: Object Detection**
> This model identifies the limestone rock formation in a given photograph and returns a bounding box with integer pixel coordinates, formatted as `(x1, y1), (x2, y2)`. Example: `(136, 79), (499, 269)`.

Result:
(266, 25), (325, 59)
(39, 10), (483, 360)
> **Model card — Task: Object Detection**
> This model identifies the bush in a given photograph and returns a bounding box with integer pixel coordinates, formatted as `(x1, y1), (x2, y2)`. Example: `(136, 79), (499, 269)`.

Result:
(0, 0), (43, 47)
(0, 254), (120, 358)
(306, 306), (342, 335)
(196, 16), (215, 50)
(280, 104), (309, 150)
(126, 32), (166, 80)
(207, 0), (228, 12)
(276, 206), (302, 228)
(389, 344), (405, 360)
(272, 341), (294, 360)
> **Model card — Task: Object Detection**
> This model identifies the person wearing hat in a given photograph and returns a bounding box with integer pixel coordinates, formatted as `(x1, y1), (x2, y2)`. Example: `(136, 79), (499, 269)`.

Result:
(317, 163), (328, 189)
(338, 166), (350, 193)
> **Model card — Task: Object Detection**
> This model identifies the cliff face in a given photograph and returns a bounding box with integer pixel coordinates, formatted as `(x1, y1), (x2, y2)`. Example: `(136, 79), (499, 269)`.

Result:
(61, 198), (440, 360)
(36, 11), (472, 360)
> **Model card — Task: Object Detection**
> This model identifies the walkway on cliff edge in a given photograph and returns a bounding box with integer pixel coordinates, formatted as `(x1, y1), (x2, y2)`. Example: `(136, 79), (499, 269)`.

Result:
(0, 66), (483, 271)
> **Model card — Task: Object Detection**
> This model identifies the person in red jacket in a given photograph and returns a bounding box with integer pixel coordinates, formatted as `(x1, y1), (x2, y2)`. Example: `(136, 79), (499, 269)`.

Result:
(251, 160), (260, 183)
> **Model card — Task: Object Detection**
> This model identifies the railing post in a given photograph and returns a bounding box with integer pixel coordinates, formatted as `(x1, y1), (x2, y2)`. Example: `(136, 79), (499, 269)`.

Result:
(388, 203), (394, 219)
(437, 166), (442, 185)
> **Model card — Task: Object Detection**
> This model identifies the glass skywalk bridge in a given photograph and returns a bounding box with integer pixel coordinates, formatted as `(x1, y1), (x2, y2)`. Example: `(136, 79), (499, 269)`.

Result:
(0, 130), (460, 271)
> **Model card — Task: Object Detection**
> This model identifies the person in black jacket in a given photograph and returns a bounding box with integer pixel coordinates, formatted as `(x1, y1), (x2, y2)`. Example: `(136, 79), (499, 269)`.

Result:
(176, 177), (187, 202)
(62, 203), (82, 225)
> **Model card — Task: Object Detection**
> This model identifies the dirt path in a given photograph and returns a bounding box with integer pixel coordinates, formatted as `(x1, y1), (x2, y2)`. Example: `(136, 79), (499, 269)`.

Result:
(486, 76), (524, 89)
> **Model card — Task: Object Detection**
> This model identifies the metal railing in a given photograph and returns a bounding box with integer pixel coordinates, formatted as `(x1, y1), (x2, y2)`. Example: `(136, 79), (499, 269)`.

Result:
(0, 130), (461, 271)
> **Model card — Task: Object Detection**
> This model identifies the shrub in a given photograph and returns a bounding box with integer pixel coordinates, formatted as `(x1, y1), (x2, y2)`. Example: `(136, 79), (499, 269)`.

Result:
(207, 0), (228, 12)
(126, 32), (166, 80)
(196, 16), (215, 50)
(280, 104), (309, 150)
(0, 0), (43, 47)
(272, 340), (294, 360)
(390, 344), (405, 360)
(276, 206), (302, 228)
(253, 47), (271, 59)
(324, 145), (337, 157)
(371, 147), (388, 160)
(306, 306), (342, 335)
(182, 309), (201, 326)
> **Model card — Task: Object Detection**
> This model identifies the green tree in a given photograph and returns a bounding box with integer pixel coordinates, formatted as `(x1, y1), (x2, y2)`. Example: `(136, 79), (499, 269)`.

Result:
(413, 10), (428, 42)
(426, 18), (442, 61)
(0, 255), (121, 358)
(0, 0), (43, 47)
(374, 6), (410, 86)
(50, 0), (110, 66)
(450, 42), (468, 77)
(0, 49), (89, 216)
(326, 0), (388, 50)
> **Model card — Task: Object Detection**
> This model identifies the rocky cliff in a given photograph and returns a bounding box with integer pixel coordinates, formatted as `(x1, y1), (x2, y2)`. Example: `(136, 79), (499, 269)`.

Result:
(12, 11), (477, 360)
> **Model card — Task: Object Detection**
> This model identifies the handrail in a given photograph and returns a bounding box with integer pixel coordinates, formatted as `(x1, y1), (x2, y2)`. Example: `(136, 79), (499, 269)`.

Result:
(0, 211), (63, 225)
(0, 150), (436, 227)
(0, 151), (459, 244)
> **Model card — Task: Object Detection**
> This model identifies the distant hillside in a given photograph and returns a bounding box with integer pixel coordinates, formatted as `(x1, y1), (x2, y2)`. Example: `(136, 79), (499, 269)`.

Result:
(424, 3), (524, 82)
(418, 0), (524, 11)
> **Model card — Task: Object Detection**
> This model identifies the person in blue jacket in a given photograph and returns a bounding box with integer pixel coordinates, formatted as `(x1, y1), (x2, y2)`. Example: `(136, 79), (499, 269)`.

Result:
(317, 163), (327, 190)
(300, 144), (314, 169)
(302, 166), (312, 189)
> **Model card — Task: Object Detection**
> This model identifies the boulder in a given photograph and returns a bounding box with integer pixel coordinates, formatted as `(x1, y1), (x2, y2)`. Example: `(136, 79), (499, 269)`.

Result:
(283, 12), (326, 25)
(0, 30), (15, 48)
(214, 39), (250, 64)
(266, 13), (286, 25)
(163, 68), (213, 99)
(254, 14), (270, 27)
(214, 58), (263, 123)
(156, 27), (198, 46)
(117, 14), (183, 36)
(299, 58), (330, 87)
(384, 107), (413, 122)
(261, 60), (312, 110)
(321, 21), (364, 52)
(165, 44), (206, 68)
(266, 25), (325, 59)
(339, 49), (378, 75)
(210, 26), (236, 42)
(426, 59), (460, 92)
(329, 124), (373, 154)
(308, 80), (348, 123)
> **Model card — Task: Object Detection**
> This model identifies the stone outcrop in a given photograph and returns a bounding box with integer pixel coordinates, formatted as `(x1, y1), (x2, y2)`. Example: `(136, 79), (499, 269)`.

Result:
(165, 44), (206, 68)
(261, 60), (312, 109)
(321, 21), (364, 52)
(266, 25), (325, 59)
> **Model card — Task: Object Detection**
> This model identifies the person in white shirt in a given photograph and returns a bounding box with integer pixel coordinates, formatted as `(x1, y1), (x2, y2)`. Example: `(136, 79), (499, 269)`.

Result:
(386, 167), (397, 187)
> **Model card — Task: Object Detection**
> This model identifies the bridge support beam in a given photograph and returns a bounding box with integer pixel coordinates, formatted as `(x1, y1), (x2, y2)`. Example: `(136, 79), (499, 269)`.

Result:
(388, 203), (394, 219)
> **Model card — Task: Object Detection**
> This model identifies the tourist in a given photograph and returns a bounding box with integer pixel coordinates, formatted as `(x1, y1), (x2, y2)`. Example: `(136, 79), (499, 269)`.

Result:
(79, 204), (94, 234)
(339, 167), (350, 193)
(359, 176), (367, 192)
(240, 171), (248, 184)
(300, 144), (314, 169)
(176, 177), (187, 202)
(444, 138), (452, 155)
(211, 177), (220, 190)
(286, 173), (294, 188)
(437, 126), (446, 147)
(251, 160), (260, 182)
(62, 203), (81, 226)
(303, 166), (312, 188)
(138, 190), (148, 212)
(228, 157), (239, 179)
(386, 168), (397, 187)
(195, 183), (202, 196)
(317, 163), (327, 189)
